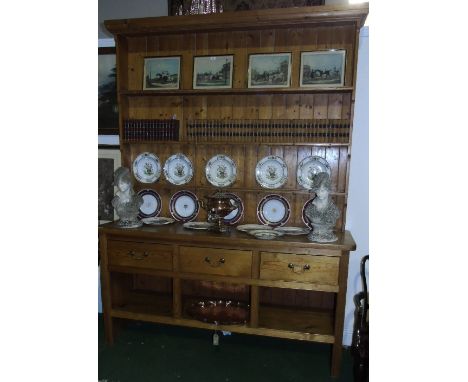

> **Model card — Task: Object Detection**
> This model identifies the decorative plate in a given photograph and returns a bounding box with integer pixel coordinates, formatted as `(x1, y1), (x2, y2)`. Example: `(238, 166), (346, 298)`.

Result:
(247, 229), (284, 240)
(169, 190), (200, 222)
(274, 226), (310, 235)
(163, 153), (194, 185)
(133, 152), (161, 183)
(255, 155), (288, 189)
(257, 194), (291, 227)
(141, 217), (175, 225)
(205, 154), (237, 188)
(186, 300), (250, 325)
(137, 189), (162, 219)
(302, 199), (314, 228)
(297, 156), (331, 190)
(236, 224), (273, 232)
(183, 221), (214, 230)
(222, 193), (244, 225)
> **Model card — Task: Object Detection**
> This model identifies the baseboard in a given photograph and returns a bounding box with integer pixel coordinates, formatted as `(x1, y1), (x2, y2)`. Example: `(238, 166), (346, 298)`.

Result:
(343, 329), (353, 347)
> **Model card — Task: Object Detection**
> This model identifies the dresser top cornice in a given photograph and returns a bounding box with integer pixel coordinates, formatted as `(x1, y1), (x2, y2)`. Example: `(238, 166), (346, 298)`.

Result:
(104, 3), (369, 36)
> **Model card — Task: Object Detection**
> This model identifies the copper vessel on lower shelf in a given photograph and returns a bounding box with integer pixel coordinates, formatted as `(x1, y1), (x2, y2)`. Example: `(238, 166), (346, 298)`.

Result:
(186, 299), (250, 325)
(200, 190), (239, 232)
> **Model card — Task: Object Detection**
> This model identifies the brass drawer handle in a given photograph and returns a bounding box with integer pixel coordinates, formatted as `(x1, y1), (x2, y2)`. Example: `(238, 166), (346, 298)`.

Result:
(204, 256), (225, 267)
(288, 263), (310, 273)
(128, 250), (149, 260)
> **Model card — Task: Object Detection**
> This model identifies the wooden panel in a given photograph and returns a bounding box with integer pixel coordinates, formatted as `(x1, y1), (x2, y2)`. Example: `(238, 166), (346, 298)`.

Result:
(108, 240), (173, 271)
(260, 252), (339, 285)
(179, 246), (253, 277)
(126, 36), (147, 91)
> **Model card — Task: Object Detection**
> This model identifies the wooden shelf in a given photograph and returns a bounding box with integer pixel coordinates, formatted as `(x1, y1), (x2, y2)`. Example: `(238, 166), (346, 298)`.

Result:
(120, 87), (354, 97)
(259, 305), (334, 339)
(112, 291), (173, 317)
(122, 140), (350, 147)
(111, 300), (334, 344)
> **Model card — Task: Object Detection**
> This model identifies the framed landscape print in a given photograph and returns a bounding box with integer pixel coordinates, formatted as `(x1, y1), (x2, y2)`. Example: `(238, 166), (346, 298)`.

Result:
(193, 55), (234, 89)
(248, 53), (291, 88)
(143, 56), (181, 90)
(300, 50), (346, 87)
(98, 145), (121, 223)
(98, 47), (119, 135)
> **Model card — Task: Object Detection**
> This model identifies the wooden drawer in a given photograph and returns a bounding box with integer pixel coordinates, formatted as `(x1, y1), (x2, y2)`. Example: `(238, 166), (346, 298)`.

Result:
(260, 252), (339, 285)
(108, 240), (173, 271)
(179, 246), (252, 277)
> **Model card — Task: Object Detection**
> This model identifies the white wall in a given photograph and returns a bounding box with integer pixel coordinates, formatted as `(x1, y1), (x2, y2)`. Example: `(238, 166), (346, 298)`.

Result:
(99, 0), (167, 38)
(343, 25), (369, 345)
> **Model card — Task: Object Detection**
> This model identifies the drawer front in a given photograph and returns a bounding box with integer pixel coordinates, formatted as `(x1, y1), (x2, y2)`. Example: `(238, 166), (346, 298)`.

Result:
(179, 246), (252, 277)
(108, 240), (173, 271)
(260, 252), (339, 285)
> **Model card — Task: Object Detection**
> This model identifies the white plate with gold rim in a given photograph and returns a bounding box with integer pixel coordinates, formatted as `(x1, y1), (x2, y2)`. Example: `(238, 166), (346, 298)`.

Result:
(274, 226), (310, 235)
(236, 224), (273, 232)
(205, 154), (237, 188)
(183, 221), (214, 230)
(141, 217), (175, 225)
(248, 229), (284, 240)
(163, 153), (193, 185)
(133, 152), (161, 183)
(296, 156), (331, 190)
(257, 194), (291, 227)
(255, 155), (288, 189)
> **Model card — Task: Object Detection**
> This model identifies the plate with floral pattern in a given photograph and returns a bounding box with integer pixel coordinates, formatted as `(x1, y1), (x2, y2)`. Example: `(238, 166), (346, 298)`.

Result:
(133, 152), (161, 183)
(141, 217), (175, 225)
(257, 194), (291, 227)
(205, 154), (237, 188)
(169, 190), (199, 222)
(163, 153), (193, 185)
(296, 156), (331, 190)
(255, 155), (288, 189)
(137, 189), (162, 219)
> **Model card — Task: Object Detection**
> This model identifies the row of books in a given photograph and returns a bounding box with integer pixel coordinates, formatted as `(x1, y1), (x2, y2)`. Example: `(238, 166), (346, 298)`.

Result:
(186, 119), (351, 143)
(123, 119), (180, 142)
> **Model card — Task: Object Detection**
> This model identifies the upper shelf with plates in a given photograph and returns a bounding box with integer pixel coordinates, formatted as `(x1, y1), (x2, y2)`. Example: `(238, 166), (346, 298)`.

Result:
(105, 4), (368, 231)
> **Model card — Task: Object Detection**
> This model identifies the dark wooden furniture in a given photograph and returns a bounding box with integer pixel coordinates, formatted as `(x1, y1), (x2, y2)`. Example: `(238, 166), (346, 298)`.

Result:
(101, 3), (367, 377)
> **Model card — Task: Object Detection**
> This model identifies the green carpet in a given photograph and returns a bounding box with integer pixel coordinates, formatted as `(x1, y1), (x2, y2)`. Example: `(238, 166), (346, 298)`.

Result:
(98, 315), (353, 382)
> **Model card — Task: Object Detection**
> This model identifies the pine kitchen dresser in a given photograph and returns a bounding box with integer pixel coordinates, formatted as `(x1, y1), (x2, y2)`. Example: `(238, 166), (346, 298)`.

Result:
(100, 3), (367, 377)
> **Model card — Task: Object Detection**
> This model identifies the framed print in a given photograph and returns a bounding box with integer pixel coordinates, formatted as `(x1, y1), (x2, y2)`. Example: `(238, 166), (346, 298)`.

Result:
(300, 50), (346, 87)
(98, 145), (121, 223)
(143, 56), (181, 90)
(248, 53), (291, 88)
(193, 55), (233, 89)
(98, 47), (119, 135)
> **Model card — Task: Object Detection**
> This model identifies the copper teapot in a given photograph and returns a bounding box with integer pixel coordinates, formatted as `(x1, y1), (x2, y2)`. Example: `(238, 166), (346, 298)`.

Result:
(200, 190), (239, 231)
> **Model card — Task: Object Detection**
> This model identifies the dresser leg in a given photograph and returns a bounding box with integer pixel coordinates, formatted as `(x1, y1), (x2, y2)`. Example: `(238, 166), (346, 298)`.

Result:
(331, 343), (342, 377)
(103, 315), (114, 345)
(331, 252), (349, 377)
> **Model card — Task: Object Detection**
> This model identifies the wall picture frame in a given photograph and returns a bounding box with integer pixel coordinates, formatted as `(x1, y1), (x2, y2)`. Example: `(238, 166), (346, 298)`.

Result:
(98, 145), (121, 223)
(98, 47), (119, 135)
(248, 52), (291, 89)
(193, 55), (234, 89)
(143, 56), (181, 90)
(300, 50), (346, 87)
